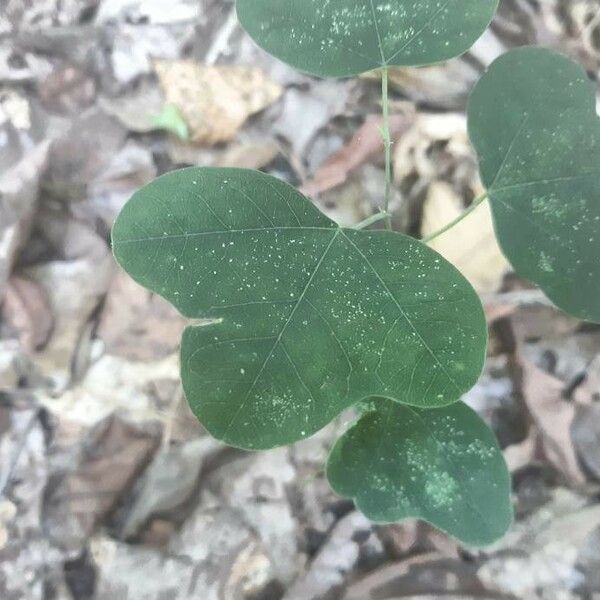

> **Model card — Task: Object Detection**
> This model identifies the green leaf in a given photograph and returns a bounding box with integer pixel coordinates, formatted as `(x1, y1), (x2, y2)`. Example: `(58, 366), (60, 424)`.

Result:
(327, 398), (512, 546)
(236, 0), (498, 78)
(468, 47), (600, 323)
(152, 104), (190, 141)
(112, 168), (486, 450)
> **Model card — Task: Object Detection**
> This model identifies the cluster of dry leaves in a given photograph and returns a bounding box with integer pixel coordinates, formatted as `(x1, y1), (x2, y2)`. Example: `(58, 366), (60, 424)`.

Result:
(1, 1), (600, 599)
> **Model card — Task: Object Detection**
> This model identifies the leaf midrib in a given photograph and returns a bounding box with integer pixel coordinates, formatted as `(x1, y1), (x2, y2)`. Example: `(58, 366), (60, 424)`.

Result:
(382, 0), (454, 66)
(114, 226), (336, 245)
(120, 221), (469, 436)
(221, 228), (341, 440)
(341, 231), (463, 398)
(213, 226), (465, 441)
(365, 0), (457, 68)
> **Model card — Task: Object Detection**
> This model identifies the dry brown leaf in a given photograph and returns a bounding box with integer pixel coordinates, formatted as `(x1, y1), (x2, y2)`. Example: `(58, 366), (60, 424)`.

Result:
(393, 113), (475, 186)
(576, 354), (600, 401)
(43, 413), (161, 552)
(154, 60), (282, 146)
(377, 521), (459, 560)
(503, 433), (539, 473)
(97, 271), (186, 361)
(422, 182), (510, 294)
(2, 275), (53, 352)
(571, 402), (600, 481)
(519, 359), (586, 484)
(343, 553), (493, 600)
(301, 109), (415, 197)
(484, 303), (517, 324)
(217, 140), (279, 170)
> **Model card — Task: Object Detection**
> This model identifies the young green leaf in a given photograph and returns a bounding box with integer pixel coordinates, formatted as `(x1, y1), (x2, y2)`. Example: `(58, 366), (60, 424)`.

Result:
(469, 47), (600, 323)
(327, 398), (512, 546)
(152, 104), (190, 141)
(112, 168), (487, 449)
(236, 0), (498, 78)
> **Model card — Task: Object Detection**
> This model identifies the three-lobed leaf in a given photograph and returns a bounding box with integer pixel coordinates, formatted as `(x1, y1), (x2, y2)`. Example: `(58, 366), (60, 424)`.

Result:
(327, 398), (512, 546)
(469, 47), (600, 323)
(112, 168), (487, 450)
(236, 0), (498, 78)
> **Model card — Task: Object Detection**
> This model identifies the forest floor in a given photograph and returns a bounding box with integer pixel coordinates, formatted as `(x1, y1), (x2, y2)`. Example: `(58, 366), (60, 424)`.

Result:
(1, 1), (600, 599)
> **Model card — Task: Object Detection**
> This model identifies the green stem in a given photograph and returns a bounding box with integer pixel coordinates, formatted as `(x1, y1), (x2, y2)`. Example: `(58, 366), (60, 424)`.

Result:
(381, 66), (392, 230)
(422, 192), (489, 244)
(353, 211), (391, 230)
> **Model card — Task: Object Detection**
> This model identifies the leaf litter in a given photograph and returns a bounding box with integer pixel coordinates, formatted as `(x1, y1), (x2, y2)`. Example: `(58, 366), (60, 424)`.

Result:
(1, 0), (600, 598)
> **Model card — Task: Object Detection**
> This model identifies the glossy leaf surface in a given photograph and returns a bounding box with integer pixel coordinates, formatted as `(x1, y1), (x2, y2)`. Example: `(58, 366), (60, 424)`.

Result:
(327, 398), (512, 546)
(112, 168), (486, 449)
(236, 0), (498, 78)
(469, 47), (600, 323)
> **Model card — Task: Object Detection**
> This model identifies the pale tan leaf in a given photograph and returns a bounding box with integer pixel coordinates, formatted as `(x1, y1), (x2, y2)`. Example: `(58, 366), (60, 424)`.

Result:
(154, 60), (282, 146)
(422, 182), (509, 294)
(520, 359), (585, 484)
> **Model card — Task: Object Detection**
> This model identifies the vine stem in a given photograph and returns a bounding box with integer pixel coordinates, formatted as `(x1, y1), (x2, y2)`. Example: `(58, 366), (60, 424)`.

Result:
(422, 192), (489, 244)
(353, 211), (391, 230)
(381, 66), (393, 230)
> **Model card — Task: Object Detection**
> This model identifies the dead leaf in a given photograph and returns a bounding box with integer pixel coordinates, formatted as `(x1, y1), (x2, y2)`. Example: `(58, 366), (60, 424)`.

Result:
(43, 413), (161, 553)
(422, 182), (510, 294)
(393, 112), (483, 233)
(394, 113), (476, 187)
(301, 109), (415, 198)
(0, 142), (50, 298)
(37, 65), (96, 115)
(519, 359), (586, 484)
(97, 271), (186, 361)
(99, 80), (164, 133)
(217, 140), (279, 170)
(284, 511), (373, 600)
(576, 354), (600, 401)
(120, 437), (224, 539)
(154, 60), (282, 145)
(23, 215), (114, 391)
(503, 433), (538, 473)
(571, 403), (600, 481)
(479, 488), (600, 598)
(377, 521), (459, 560)
(343, 554), (495, 600)
(273, 80), (352, 160)
(484, 303), (517, 325)
(2, 275), (53, 352)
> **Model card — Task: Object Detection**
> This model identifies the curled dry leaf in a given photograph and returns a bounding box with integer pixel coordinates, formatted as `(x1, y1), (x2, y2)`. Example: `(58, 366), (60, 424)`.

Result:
(394, 113), (476, 185)
(393, 112), (480, 226)
(120, 437), (224, 539)
(519, 358), (585, 484)
(154, 60), (282, 146)
(571, 402), (600, 481)
(2, 275), (53, 352)
(0, 142), (50, 297)
(43, 413), (161, 553)
(283, 511), (372, 600)
(343, 553), (494, 600)
(478, 488), (600, 598)
(301, 109), (415, 198)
